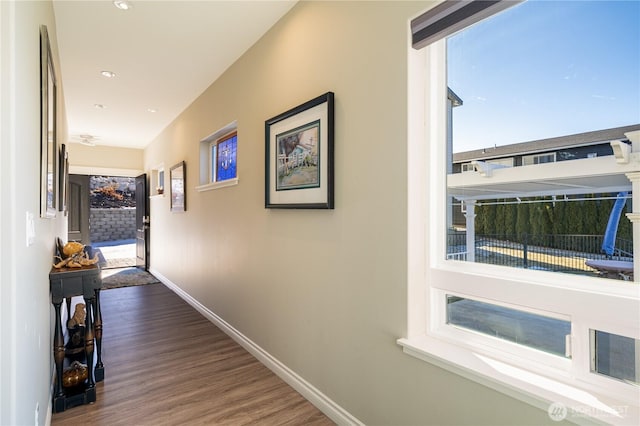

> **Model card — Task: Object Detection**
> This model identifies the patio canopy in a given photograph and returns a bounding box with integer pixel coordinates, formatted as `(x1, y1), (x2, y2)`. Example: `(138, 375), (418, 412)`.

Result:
(447, 151), (636, 202)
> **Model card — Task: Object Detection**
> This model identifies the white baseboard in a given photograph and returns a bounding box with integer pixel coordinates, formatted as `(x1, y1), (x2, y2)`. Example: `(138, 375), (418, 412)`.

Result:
(46, 369), (54, 426)
(149, 268), (362, 426)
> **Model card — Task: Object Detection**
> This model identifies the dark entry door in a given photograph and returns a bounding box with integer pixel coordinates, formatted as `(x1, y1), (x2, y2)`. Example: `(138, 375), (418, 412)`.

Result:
(68, 174), (90, 243)
(135, 174), (149, 270)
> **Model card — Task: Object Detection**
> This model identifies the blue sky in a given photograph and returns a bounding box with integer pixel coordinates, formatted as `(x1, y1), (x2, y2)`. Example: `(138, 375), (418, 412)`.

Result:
(447, 0), (640, 153)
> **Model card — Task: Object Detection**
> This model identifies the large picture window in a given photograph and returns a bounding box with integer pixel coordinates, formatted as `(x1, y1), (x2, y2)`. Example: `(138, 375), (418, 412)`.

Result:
(402, 1), (640, 423)
(445, 1), (638, 280)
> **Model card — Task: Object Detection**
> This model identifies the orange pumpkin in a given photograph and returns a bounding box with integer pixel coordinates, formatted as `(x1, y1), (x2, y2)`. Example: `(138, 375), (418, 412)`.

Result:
(62, 241), (84, 257)
(62, 361), (88, 388)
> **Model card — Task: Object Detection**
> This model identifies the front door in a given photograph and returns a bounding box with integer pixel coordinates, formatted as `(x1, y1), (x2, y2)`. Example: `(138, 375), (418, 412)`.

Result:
(67, 174), (90, 243)
(135, 174), (149, 270)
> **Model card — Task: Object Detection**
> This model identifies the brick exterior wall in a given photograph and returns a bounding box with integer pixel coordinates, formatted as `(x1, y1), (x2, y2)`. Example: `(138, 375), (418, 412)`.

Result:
(90, 208), (136, 242)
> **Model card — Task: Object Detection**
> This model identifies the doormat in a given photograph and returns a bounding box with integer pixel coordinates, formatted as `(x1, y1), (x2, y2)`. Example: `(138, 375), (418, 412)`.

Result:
(103, 257), (136, 269)
(101, 267), (160, 290)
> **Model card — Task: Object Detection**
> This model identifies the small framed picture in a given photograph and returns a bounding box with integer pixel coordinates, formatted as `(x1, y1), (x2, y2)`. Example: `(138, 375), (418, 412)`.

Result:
(265, 92), (334, 209)
(170, 161), (186, 212)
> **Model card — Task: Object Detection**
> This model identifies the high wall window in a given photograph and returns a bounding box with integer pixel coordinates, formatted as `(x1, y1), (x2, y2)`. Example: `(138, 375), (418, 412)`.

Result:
(158, 169), (165, 191)
(210, 131), (237, 183)
(197, 121), (239, 192)
(402, 1), (640, 424)
(150, 165), (165, 196)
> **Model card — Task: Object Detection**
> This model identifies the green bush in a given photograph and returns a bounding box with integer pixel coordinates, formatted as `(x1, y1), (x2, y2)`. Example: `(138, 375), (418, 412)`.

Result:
(474, 193), (630, 248)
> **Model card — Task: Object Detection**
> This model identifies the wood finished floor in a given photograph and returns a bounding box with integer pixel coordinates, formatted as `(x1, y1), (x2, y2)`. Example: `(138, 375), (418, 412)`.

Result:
(51, 283), (334, 426)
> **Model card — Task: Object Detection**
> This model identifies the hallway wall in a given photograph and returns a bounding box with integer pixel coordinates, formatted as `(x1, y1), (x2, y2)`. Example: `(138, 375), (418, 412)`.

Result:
(143, 1), (554, 424)
(0, 1), (67, 424)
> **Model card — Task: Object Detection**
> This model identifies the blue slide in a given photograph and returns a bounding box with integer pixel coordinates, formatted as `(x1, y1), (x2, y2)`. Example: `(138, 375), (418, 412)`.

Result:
(602, 192), (628, 257)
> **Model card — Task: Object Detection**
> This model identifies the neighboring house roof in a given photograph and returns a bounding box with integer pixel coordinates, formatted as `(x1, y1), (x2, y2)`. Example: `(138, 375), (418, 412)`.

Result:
(453, 124), (640, 163)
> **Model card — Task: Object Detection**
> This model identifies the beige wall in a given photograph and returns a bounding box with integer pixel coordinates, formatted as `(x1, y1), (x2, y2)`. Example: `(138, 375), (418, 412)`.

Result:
(68, 143), (144, 177)
(1, 1), (67, 424)
(144, 2), (553, 424)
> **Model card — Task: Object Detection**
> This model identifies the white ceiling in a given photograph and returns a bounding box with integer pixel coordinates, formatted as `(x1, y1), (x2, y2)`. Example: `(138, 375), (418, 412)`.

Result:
(53, 0), (297, 149)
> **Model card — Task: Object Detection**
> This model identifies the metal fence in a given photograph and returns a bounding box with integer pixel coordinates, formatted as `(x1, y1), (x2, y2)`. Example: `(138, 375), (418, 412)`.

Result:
(447, 233), (633, 274)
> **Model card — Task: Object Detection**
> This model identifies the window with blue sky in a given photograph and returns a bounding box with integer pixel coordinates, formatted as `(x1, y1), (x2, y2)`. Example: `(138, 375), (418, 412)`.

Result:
(446, 0), (639, 280)
(448, 0), (640, 153)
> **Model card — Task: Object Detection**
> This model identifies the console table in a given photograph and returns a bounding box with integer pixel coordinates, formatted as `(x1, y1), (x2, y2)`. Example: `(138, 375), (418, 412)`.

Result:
(49, 264), (104, 412)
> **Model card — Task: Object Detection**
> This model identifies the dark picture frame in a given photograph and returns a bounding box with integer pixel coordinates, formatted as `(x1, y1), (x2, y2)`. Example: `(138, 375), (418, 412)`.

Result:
(170, 161), (186, 212)
(40, 25), (57, 218)
(265, 92), (334, 209)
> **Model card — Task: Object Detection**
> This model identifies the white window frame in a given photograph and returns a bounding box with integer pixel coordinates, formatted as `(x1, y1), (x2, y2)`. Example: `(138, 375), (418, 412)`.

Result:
(400, 20), (639, 425)
(523, 152), (556, 166)
(460, 158), (512, 173)
(208, 131), (238, 184)
(461, 162), (474, 173)
(209, 139), (218, 184)
(487, 158), (513, 168)
(150, 163), (165, 197)
(196, 121), (239, 192)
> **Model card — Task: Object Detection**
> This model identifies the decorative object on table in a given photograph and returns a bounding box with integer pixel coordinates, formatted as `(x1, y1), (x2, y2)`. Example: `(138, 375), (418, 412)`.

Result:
(53, 238), (99, 268)
(62, 361), (88, 388)
(67, 303), (86, 328)
(170, 161), (186, 212)
(40, 25), (57, 219)
(65, 303), (86, 356)
(265, 92), (334, 209)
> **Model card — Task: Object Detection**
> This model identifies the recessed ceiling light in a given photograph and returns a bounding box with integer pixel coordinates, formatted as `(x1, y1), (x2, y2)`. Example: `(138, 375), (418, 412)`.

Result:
(101, 70), (116, 78)
(113, 1), (132, 11)
(147, 108), (158, 113)
(94, 103), (106, 109)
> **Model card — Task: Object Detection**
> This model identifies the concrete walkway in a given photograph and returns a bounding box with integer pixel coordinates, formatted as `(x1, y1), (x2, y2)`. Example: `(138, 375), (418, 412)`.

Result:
(92, 239), (136, 269)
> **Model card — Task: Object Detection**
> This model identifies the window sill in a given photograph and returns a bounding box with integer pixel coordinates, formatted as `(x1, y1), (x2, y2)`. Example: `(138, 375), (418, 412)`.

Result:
(195, 177), (239, 192)
(397, 336), (639, 425)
